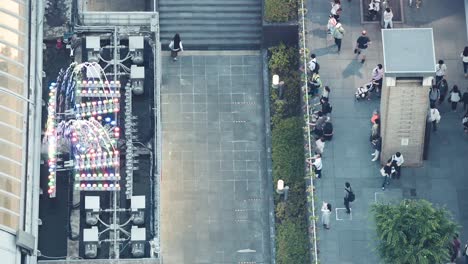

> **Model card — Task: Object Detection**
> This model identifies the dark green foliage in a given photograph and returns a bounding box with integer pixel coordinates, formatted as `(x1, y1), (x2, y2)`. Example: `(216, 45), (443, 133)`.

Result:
(268, 43), (309, 263)
(276, 219), (309, 264)
(264, 0), (298, 22)
(269, 44), (302, 125)
(372, 199), (459, 264)
(272, 117), (304, 184)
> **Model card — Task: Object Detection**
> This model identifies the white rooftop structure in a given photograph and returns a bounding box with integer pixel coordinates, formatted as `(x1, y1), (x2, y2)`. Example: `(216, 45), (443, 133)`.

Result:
(131, 65), (145, 79)
(86, 36), (101, 51)
(382, 28), (436, 78)
(131, 226), (146, 241)
(129, 36), (144, 50)
(131, 196), (146, 210)
(83, 227), (99, 242)
(85, 196), (100, 211)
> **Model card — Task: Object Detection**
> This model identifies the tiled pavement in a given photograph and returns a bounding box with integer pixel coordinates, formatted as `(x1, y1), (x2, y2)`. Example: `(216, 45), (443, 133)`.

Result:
(306, 0), (468, 263)
(159, 51), (271, 264)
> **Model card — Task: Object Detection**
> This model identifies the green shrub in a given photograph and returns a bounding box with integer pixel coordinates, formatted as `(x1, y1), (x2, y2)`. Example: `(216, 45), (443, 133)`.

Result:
(372, 199), (459, 264)
(276, 219), (310, 264)
(269, 44), (302, 122)
(272, 117), (304, 184)
(265, 0), (298, 22)
(268, 44), (299, 76)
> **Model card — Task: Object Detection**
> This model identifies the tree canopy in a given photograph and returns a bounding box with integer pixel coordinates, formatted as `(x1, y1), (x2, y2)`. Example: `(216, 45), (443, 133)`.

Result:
(372, 199), (459, 264)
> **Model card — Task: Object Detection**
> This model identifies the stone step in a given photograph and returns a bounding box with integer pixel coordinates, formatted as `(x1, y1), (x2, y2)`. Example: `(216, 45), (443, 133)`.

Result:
(159, 18), (261, 26)
(160, 38), (261, 50)
(160, 31), (260, 40)
(159, 12), (261, 19)
(160, 24), (261, 33)
(159, 0), (261, 6)
(158, 5), (261, 12)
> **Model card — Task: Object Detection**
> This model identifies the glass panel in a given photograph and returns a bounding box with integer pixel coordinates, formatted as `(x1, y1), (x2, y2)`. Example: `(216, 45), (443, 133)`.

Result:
(0, 142), (22, 161)
(0, 0), (25, 17)
(0, 28), (23, 48)
(0, 70), (24, 94)
(0, 43), (23, 62)
(0, 193), (20, 212)
(0, 176), (21, 194)
(0, 127), (22, 146)
(0, 210), (19, 230)
(0, 10), (24, 33)
(0, 156), (21, 179)
(0, 58), (23, 82)
(0, 107), (23, 129)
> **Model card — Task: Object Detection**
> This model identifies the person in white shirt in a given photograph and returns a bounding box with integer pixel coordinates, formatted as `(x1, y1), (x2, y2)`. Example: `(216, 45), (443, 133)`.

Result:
(315, 137), (325, 153)
(371, 64), (384, 93)
(383, 7), (393, 29)
(330, 0), (341, 16)
(428, 105), (441, 132)
(435, 60), (447, 84)
(321, 202), (332, 229)
(461, 46), (468, 78)
(169, 33), (184, 61)
(307, 153), (323, 178)
(388, 152), (404, 179)
(307, 54), (318, 73)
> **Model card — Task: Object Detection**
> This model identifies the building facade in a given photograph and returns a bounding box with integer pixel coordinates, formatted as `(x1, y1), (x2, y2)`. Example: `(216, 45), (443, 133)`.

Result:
(0, 0), (43, 263)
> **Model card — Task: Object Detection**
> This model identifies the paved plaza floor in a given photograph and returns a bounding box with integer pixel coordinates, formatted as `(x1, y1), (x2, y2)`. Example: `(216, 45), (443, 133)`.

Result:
(307, 0), (468, 263)
(159, 51), (272, 264)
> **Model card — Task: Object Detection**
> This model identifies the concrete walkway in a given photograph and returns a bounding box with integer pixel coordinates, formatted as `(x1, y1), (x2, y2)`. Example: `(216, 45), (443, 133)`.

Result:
(159, 52), (272, 264)
(306, 0), (468, 263)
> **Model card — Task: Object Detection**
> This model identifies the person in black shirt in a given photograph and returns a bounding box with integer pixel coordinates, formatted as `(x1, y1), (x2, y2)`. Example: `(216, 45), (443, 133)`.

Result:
(354, 30), (371, 63)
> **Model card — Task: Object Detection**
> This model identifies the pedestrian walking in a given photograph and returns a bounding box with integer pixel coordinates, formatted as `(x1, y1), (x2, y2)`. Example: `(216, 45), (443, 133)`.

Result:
(437, 77), (448, 104)
(371, 136), (382, 162)
(380, 161), (395, 190)
(344, 182), (354, 214)
(330, 0), (342, 17)
(428, 105), (441, 132)
(307, 53), (320, 74)
(462, 88), (468, 110)
(463, 112), (468, 133)
(315, 137), (325, 154)
(383, 7), (393, 28)
(332, 22), (345, 53)
(449, 85), (462, 112)
(451, 234), (462, 263)
(428, 85), (440, 106)
(169, 33), (184, 61)
(355, 31), (371, 63)
(327, 14), (338, 35)
(371, 64), (384, 94)
(388, 152), (404, 179)
(435, 60), (447, 84)
(461, 47), (468, 78)
(321, 202), (332, 229)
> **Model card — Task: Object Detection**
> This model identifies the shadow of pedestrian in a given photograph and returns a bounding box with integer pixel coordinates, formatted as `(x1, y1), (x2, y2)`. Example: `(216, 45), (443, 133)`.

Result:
(313, 46), (335, 56)
(311, 28), (328, 39)
(342, 60), (364, 78)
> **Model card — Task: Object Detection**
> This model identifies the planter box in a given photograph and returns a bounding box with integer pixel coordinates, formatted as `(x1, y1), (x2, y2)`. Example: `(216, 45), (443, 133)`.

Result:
(263, 20), (299, 48)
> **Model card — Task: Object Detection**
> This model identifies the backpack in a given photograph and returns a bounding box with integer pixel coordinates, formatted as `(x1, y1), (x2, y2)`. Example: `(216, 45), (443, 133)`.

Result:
(313, 61), (320, 74)
(346, 189), (355, 202)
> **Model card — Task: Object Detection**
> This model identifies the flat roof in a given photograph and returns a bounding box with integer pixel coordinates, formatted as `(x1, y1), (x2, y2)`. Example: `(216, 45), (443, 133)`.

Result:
(382, 28), (436, 74)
